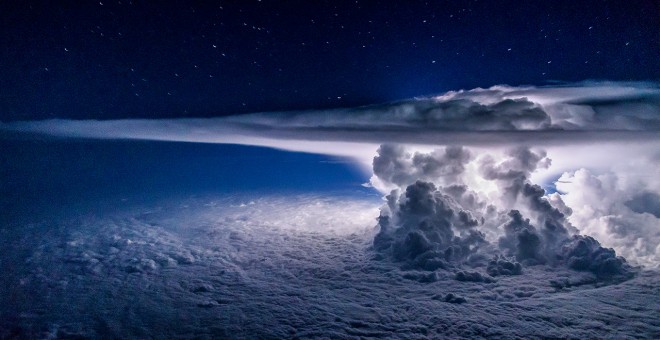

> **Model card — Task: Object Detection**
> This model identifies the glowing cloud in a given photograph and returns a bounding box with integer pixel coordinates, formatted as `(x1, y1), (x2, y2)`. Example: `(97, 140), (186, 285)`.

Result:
(2, 81), (659, 148)
(2, 81), (658, 268)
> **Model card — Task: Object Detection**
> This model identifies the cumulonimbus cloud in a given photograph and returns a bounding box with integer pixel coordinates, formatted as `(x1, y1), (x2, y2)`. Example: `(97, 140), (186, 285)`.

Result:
(2, 81), (658, 270)
(370, 144), (643, 277)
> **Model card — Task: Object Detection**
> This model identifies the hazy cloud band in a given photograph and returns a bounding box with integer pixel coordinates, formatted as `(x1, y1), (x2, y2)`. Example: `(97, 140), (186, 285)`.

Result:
(2, 81), (659, 151)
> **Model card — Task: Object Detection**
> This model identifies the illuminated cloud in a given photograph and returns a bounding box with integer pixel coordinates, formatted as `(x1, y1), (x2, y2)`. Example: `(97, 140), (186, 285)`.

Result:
(369, 145), (638, 275)
(2, 81), (659, 150)
(2, 81), (658, 269)
(556, 168), (660, 268)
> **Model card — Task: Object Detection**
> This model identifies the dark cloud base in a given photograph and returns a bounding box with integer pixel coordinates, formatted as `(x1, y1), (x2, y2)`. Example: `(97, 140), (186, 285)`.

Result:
(1, 196), (658, 339)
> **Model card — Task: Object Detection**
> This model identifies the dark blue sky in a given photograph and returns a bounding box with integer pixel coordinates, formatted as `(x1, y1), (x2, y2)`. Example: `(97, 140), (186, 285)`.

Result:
(1, 0), (658, 121)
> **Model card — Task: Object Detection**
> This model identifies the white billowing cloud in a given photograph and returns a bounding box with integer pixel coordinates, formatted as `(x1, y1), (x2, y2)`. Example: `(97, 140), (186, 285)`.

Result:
(556, 169), (660, 268)
(529, 141), (660, 189)
(2, 81), (658, 178)
(224, 81), (659, 133)
(369, 143), (658, 272)
(432, 81), (660, 130)
(370, 144), (474, 191)
(2, 81), (659, 150)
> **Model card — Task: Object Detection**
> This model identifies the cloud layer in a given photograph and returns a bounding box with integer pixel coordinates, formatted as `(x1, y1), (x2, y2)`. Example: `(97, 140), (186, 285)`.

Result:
(2, 81), (659, 150)
(2, 194), (658, 338)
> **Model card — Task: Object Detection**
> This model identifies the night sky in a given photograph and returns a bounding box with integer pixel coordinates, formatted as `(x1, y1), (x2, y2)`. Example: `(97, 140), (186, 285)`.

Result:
(1, 0), (658, 121)
(2, 2), (660, 338)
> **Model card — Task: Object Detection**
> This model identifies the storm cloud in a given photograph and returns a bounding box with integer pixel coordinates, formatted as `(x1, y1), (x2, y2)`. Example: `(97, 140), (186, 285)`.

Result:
(370, 144), (635, 279)
(1, 81), (658, 337)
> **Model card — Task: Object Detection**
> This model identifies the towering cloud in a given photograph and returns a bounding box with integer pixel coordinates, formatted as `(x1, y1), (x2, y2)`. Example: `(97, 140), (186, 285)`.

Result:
(374, 180), (489, 271)
(372, 144), (472, 190)
(370, 145), (633, 279)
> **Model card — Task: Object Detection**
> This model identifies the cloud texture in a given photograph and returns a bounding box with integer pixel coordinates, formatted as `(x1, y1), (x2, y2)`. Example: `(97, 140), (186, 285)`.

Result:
(369, 144), (642, 277)
(2, 81), (659, 150)
(2, 81), (659, 338)
(2, 82), (657, 269)
(2, 194), (658, 338)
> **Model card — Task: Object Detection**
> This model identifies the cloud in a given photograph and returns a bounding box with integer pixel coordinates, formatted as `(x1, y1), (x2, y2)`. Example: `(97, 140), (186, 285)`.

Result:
(230, 96), (553, 131)
(369, 144), (636, 277)
(2, 192), (658, 338)
(1, 81), (657, 270)
(2, 82), (659, 153)
(373, 180), (489, 269)
(560, 235), (630, 277)
(625, 192), (660, 218)
(220, 81), (660, 138)
(371, 144), (472, 190)
(556, 168), (660, 268)
(497, 209), (544, 263)
(455, 270), (496, 283)
(3, 82), (657, 188)
(486, 256), (523, 276)
(1, 81), (659, 338)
